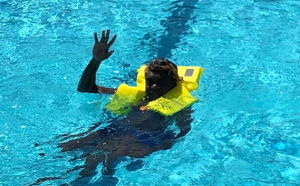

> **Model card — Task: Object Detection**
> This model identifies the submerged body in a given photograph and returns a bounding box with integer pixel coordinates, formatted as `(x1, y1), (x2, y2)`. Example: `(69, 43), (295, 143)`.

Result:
(59, 107), (192, 180)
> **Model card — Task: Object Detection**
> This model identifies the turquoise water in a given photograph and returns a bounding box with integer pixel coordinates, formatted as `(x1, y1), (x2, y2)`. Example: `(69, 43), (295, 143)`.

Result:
(1, 0), (300, 185)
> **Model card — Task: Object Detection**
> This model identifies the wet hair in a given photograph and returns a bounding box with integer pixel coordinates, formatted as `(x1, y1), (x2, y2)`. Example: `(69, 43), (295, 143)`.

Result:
(145, 58), (182, 83)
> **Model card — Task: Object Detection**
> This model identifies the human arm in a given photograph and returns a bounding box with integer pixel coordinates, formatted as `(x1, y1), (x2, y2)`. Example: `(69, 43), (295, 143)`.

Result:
(148, 109), (193, 151)
(77, 30), (117, 94)
(174, 108), (193, 139)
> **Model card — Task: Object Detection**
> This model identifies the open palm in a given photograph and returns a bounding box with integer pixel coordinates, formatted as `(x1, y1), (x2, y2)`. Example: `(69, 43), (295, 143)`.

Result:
(93, 30), (117, 61)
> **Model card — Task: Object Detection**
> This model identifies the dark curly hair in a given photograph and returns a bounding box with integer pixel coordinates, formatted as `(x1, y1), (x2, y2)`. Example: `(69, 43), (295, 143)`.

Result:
(145, 58), (182, 84)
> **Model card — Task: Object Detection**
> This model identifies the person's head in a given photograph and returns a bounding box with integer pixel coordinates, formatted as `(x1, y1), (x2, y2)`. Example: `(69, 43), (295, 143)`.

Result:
(144, 58), (181, 101)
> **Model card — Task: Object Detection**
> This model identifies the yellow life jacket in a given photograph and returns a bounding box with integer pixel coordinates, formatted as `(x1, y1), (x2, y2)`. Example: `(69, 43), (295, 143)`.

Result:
(105, 65), (204, 116)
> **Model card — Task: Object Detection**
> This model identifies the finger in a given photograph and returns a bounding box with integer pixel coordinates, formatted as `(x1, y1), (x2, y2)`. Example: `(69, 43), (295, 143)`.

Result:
(108, 35), (117, 48)
(103, 29), (109, 43)
(107, 50), (114, 57)
(94, 32), (99, 43)
(106, 30), (110, 41)
(100, 30), (105, 42)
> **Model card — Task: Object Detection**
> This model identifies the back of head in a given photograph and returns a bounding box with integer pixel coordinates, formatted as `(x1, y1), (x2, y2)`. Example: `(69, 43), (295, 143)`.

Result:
(146, 58), (181, 84)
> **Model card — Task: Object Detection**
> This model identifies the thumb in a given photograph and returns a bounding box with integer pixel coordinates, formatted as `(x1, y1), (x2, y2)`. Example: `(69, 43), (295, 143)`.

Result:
(108, 50), (114, 57)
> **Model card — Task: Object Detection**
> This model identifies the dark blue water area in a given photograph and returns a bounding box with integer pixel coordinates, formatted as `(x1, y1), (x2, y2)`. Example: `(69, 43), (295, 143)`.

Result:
(142, 0), (199, 59)
(0, 0), (300, 185)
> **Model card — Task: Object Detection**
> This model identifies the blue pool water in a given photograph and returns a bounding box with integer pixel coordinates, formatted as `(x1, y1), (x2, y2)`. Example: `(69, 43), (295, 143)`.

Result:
(1, 0), (300, 185)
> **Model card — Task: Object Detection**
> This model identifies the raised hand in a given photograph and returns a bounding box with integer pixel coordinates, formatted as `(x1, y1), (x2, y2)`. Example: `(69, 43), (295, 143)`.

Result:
(92, 30), (117, 62)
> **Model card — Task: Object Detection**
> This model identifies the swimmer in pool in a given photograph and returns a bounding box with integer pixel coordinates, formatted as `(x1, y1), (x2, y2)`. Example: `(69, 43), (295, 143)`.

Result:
(58, 30), (193, 184)
(77, 30), (181, 102)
